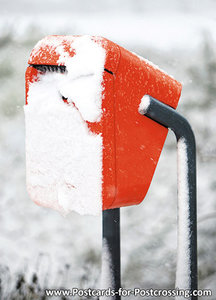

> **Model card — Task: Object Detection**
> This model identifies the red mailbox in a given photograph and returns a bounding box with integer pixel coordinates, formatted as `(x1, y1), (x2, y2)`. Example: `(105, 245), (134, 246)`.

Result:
(25, 35), (182, 212)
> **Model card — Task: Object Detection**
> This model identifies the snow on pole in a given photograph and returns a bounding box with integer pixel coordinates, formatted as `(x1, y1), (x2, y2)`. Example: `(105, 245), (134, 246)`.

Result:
(138, 95), (151, 115)
(100, 238), (114, 299)
(176, 138), (191, 291)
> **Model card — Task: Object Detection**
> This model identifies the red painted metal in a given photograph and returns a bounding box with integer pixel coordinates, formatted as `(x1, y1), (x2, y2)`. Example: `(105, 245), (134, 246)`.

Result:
(26, 35), (182, 210)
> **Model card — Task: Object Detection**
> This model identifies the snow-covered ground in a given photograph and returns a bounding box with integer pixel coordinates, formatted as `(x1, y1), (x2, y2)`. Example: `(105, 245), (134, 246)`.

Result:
(0, 1), (216, 299)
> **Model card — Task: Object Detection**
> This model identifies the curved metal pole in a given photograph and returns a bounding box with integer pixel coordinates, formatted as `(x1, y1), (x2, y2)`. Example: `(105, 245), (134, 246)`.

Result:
(140, 96), (197, 299)
(101, 96), (197, 299)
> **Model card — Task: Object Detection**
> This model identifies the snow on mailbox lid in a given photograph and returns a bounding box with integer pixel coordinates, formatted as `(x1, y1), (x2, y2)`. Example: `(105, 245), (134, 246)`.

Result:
(25, 35), (182, 216)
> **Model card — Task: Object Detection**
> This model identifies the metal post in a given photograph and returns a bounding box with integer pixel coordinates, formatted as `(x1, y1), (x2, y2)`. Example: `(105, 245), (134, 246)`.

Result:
(102, 208), (121, 299)
(101, 96), (197, 299)
(140, 96), (197, 299)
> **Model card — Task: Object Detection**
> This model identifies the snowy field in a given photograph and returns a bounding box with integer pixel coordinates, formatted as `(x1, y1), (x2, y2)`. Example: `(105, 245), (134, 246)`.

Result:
(0, 0), (216, 299)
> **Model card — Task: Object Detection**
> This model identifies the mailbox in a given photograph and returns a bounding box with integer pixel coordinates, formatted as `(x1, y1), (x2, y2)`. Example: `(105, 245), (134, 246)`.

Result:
(25, 35), (182, 214)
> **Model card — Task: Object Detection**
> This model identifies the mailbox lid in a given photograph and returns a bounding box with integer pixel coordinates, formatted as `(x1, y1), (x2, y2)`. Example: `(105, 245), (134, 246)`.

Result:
(28, 35), (120, 74)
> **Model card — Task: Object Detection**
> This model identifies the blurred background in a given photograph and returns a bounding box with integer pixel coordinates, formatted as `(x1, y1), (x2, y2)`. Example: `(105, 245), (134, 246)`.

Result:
(0, 0), (216, 299)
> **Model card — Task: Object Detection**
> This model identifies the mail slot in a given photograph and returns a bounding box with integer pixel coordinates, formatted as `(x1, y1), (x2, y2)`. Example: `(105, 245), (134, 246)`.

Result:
(25, 35), (182, 214)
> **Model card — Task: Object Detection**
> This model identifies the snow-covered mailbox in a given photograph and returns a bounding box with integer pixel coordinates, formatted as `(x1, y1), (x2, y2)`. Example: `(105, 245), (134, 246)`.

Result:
(25, 35), (182, 215)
